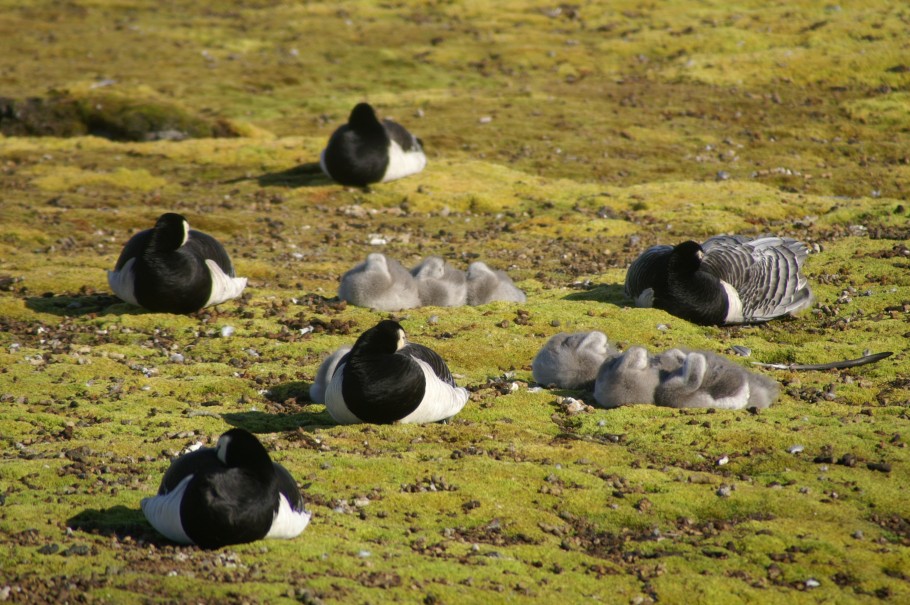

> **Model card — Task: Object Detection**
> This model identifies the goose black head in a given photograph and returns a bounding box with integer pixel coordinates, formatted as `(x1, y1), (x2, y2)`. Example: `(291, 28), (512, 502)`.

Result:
(215, 428), (272, 471)
(668, 240), (705, 274)
(353, 319), (407, 356)
(152, 212), (190, 252)
(348, 102), (383, 133)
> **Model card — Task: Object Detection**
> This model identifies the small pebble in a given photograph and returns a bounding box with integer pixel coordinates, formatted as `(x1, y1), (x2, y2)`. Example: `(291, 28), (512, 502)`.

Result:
(220, 326), (235, 338)
(787, 445), (805, 454)
(805, 579), (820, 589)
(656, 323), (669, 331)
(716, 455), (729, 466)
(716, 170), (730, 181)
(716, 485), (732, 498)
(852, 530), (864, 540)
(169, 353), (185, 363)
(730, 345), (751, 357)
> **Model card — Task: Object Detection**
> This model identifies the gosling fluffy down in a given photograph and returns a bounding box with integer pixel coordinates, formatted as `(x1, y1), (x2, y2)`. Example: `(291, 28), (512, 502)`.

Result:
(338, 253), (421, 312)
(532, 331), (616, 389)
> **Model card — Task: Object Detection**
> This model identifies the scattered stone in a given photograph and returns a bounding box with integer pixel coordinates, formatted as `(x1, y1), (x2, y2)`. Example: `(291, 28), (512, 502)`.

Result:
(837, 453), (857, 467)
(867, 461), (892, 473)
(787, 445), (805, 454)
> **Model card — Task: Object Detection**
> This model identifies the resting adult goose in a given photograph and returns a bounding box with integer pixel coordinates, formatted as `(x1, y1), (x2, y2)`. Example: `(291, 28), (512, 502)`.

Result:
(532, 331), (616, 390)
(140, 428), (310, 549)
(338, 253), (421, 311)
(319, 102), (426, 186)
(108, 213), (246, 314)
(655, 350), (779, 409)
(324, 320), (469, 424)
(411, 256), (468, 307)
(465, 262), (527, 305)
(624, 235), (812, 325)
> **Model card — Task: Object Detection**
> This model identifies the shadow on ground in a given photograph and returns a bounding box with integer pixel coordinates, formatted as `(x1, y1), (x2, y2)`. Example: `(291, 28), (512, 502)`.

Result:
(25, 294), (140, 317)
(68, 505), (167, 544)
(224, 162), (333, 188)
(222, 409), (335, 433)
(562, 283), (627, 305)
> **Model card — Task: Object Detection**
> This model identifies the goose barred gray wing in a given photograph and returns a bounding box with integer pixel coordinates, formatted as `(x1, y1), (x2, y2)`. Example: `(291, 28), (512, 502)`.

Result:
(701, 236), (811, 322)
(186, 230), (236, 276)
(382, 119), (422, 152)
(624, 244), (672, 305)
(113, 229), (152, 271)
(400, 343), (456, 386)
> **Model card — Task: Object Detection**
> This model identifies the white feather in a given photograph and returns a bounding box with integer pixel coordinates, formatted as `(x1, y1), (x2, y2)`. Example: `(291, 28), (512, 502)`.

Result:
(323, 363), (363, 424)
(398, 359), (469, 424)
(635, 287), (655, 308)
(107, 257), (139, 306)
(204, 259), (247, 307)
(318, 149), (330, 179)
(265, 493), (311, 540)
(140, 474), (193, 545)
(720, 280), (744, 324)
(381, 139), (426, 182)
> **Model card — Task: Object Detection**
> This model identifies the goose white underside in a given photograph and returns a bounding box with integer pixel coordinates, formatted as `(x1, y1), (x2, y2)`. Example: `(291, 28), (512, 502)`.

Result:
(720, 280), (744, 324)
(659, 353), (751, 409)
(107, 258), (245, 309)
(141, 474), (310, 545)
(324, 359), (469, 424)
(204, 259), (247, 307)
(264, 493), (311, 539)
(634, 288), (655, 308)
(140, 474), (194, 544)
(381, 139), (426, 182)
(107, 257), (140, 306)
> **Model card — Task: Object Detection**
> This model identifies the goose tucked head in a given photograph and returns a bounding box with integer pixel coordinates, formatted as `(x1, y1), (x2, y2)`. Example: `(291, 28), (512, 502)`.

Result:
(668, 240), (705, 274)
(354, 319), (408, 356)
(348, 102), (384, 133)
(215, 428), (272, 473)
(152, 212), (190, 251)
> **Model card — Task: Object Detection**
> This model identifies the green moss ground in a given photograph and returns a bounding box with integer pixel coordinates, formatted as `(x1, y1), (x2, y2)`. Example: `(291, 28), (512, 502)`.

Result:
(1, 1), (909, 603)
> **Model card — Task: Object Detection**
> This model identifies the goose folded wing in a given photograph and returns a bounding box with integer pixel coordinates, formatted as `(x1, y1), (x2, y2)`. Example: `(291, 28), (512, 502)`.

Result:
(398, 359), (469, 424)
(624, 244), (672, 301)
(400, 343), (456, 386)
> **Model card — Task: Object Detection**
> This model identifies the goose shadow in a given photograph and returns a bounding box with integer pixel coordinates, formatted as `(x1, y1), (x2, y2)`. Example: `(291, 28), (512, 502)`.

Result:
(25, 293), (142, 317)
(223, 162), (333, 188)
(561, 283), (628, 305)
(67, 505), (169, 545)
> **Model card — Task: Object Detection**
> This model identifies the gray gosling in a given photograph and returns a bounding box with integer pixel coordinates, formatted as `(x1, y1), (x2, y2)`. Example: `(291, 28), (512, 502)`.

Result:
(593, 347), (685, 408)
(338, 253), (421, 311)
(411, 256), (467, 307)
(532, 331), (616, 389)
(655, 350), (778, 409)
(466, 261), (527, 305)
